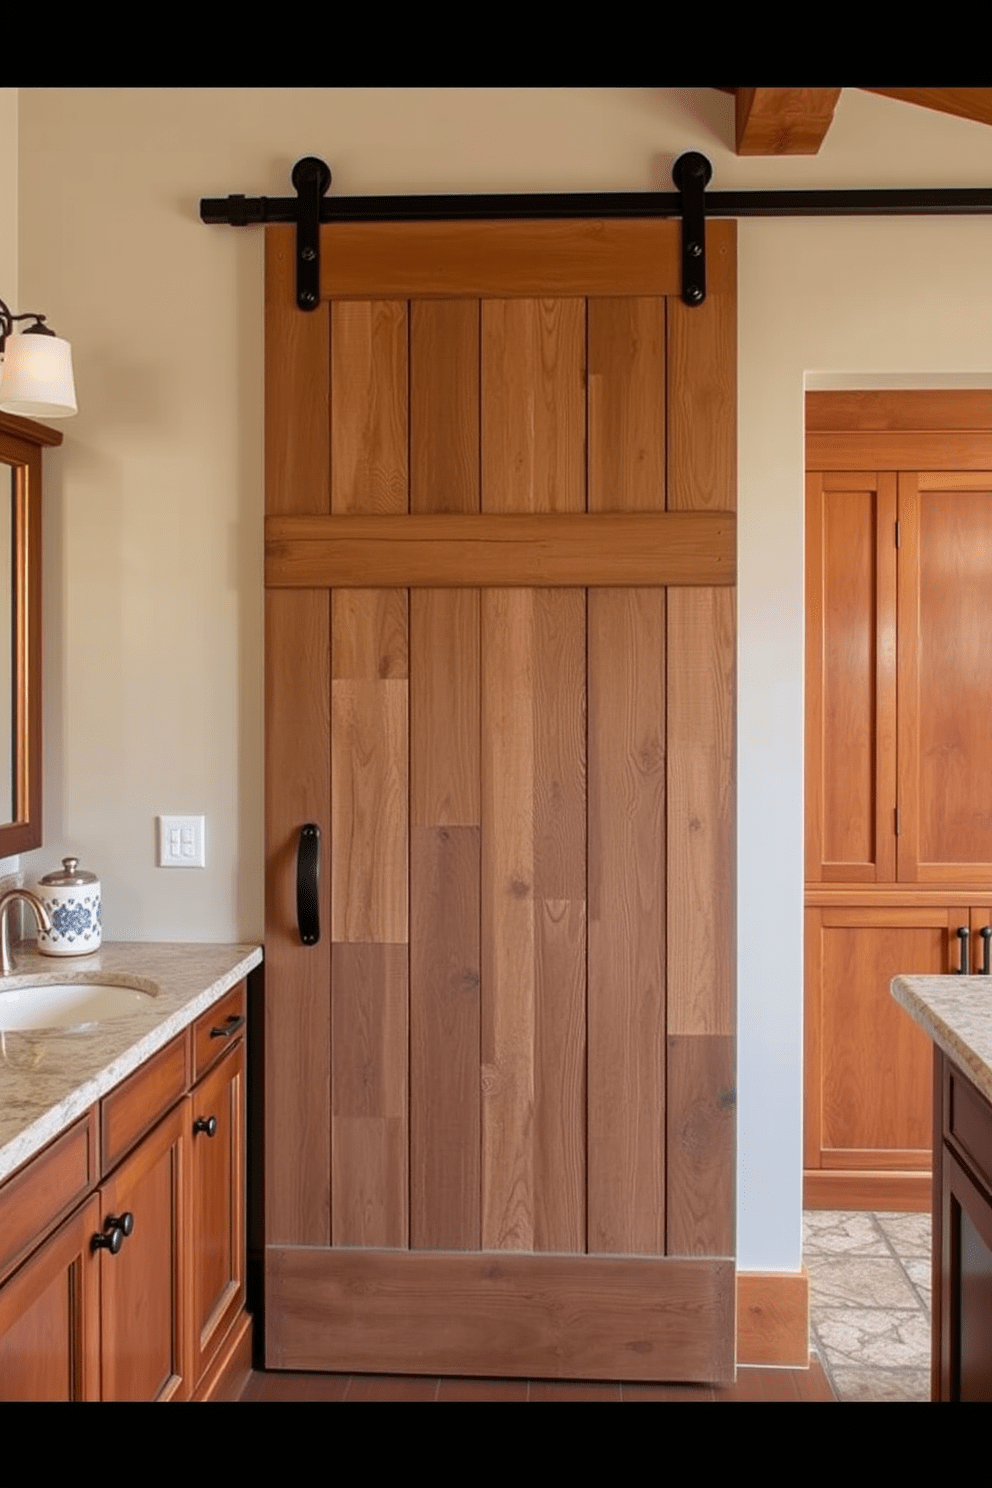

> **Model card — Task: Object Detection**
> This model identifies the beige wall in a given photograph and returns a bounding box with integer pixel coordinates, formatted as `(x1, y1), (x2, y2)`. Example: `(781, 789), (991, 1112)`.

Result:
(10, 87), (992, 1269)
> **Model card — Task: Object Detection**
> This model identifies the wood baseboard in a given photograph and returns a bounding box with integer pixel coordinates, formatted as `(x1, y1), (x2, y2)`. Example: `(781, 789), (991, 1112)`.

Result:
(736, 1270), (810, 1367)
(804, 1168), (931, 1212)
(194, 1310), (254, 1401)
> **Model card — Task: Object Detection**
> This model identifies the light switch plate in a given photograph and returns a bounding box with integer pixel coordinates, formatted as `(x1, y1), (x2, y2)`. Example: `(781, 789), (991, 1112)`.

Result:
(157, 815), (206, 868)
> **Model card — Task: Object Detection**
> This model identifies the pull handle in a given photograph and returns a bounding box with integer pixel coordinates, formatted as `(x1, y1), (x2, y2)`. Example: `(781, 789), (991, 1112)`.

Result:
(210, 1014), (245, 1040)
(296, 823), (320, 946)
(980, 926), (992, 976)
(956, 926), (970, 975)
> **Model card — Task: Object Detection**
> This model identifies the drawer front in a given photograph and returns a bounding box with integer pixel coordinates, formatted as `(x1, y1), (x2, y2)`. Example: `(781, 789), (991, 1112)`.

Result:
(101, 1033), (190, 1175)
(0, 1111), (98, 1282)
(193, 982), (246, 1081)
(947, 1063), (992, 1196)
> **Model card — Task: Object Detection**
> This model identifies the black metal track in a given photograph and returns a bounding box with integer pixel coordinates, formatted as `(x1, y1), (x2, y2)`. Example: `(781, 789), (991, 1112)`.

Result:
(200, 186), (992, 226)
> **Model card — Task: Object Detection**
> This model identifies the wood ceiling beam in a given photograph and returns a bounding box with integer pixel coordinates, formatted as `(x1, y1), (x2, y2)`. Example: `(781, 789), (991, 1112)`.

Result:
(862, 88), (992, 129)
(732, 88), (842, 155)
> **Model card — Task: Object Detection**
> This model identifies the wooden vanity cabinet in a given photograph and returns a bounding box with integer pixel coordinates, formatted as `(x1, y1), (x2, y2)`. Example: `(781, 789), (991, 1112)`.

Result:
(0, 981), (249, 1402)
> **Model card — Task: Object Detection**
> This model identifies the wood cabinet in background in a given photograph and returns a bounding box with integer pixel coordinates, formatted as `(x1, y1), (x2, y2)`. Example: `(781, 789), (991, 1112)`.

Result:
(805, 392), (992, 1210)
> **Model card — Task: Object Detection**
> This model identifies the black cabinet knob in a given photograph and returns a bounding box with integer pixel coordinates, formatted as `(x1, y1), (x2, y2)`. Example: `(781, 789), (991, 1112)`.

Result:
(92, 1226), (124, 1255)
(106, 1211), (134, 1237)
(194, 1115), (218, 1138)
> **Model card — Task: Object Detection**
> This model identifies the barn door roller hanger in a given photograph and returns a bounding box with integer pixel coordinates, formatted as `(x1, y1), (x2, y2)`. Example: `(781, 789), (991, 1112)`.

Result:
(200, 151), (992, 310)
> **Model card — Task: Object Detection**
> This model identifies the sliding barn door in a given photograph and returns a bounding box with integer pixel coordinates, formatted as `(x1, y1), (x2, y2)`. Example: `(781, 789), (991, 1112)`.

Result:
(263, 218), (737, 1382)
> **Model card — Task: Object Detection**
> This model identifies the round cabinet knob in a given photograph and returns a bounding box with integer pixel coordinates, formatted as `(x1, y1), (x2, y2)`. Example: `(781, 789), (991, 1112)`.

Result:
(92, 1226), (124, 1255)
(194, 1115), (218, 1138)
(106, 1211), (134, 1238)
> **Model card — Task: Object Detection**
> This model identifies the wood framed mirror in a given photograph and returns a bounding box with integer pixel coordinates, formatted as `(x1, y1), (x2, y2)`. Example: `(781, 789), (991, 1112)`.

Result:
(0, 412), (59, 855)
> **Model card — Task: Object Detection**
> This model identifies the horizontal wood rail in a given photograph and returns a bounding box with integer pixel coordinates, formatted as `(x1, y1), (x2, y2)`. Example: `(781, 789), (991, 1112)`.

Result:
(265, 511), (736, 589)
(265, 1247), (735, 1382)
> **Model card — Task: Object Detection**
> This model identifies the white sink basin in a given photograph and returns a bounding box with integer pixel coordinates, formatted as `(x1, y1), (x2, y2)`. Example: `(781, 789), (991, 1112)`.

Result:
(0, 980), (156, 1031)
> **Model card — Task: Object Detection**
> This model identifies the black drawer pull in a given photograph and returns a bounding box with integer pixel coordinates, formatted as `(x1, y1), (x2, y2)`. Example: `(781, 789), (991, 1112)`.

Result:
(194, 1115), (218, 1138)
(981, 926), (992, 976)
(297, 822), (320, 946)
(210, 1013), (245, 1039)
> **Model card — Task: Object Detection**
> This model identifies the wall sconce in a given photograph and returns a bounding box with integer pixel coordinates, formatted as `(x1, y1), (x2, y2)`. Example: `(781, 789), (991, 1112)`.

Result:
(0, 296), (77, 418)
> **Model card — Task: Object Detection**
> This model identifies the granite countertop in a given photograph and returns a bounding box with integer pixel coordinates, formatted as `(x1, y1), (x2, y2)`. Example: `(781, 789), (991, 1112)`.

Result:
(0, 941), (262, 1185)
(892, 973), (992, 1105)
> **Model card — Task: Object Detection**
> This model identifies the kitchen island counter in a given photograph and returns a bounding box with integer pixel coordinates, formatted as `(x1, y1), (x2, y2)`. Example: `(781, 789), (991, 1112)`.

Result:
(892, 974), (992, 1105)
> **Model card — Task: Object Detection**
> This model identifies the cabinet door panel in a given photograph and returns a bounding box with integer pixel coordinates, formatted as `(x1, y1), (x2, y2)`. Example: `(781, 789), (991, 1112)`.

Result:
(899, 472), (992, 881)
(805, 472), (896, 882)
(0, 1195), (100, 1401)
(191, 1040), (245, 1384)
(805, 907), (958, 1169)
(99, 1099), (189, 1402)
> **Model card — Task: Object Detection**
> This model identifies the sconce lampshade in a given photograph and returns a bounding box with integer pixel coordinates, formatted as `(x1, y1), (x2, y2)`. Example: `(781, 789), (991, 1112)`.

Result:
(0, 329), (77, 418)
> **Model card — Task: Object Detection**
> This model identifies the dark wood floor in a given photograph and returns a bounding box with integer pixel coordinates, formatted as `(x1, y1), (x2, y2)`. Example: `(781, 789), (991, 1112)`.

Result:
(240, 1360), (835, 1401)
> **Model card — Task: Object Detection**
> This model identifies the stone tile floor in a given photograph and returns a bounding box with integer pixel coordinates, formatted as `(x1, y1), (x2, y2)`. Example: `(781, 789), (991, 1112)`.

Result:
(804, 1209), (932, 1402)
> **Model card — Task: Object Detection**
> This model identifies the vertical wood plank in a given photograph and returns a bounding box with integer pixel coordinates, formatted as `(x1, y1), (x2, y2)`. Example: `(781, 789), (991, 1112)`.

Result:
(409, 826), (481, 1249)
(481, 589), (535, 1251)
(666, 1035), (735, 1256)
(410, 593), (479, 827)
(411, 300), (480, 513)
(265, 227), (330, 517)
(667, 275), (737, 513)
(587, 298), (667, 1256)
(264, 591), (331, 1245)
(331, 944), (408, 1248)
(328, 298), (410, 1251)
(587, 589), (667, 1254)
(588, 298), (666, 512)
(666, 587), (735, 1037)
(330, 301), (408, 513)
(666, 268), (736, 1261)
(330, 679), (408, 944)
(481, 299), (585, 513)
(409, 299), (482, 1251)
(532, 588), (586, 1253)
(264, 219), (332, 1248)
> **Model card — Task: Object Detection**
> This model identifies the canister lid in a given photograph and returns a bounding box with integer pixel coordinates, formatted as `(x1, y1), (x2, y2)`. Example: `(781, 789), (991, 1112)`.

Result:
(39, 856), (99, 886)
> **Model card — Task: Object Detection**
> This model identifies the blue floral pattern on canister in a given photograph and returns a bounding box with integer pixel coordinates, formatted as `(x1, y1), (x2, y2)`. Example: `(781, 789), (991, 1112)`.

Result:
(51, 902), (94, 939)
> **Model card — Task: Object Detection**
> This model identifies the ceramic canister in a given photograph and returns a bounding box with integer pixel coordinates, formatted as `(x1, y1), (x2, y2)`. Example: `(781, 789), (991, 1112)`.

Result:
(35, 856), (102, 956)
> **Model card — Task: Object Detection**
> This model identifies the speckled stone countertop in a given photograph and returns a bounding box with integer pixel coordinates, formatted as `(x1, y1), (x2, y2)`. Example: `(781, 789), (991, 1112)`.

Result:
(0, 942), (262, 1185)
(892, 974), (992, 1105)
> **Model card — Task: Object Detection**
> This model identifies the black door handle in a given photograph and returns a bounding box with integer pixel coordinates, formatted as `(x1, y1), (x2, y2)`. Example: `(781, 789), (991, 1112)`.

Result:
(956, 926), (970, 975)
(296, 823), (320, 946)
(980, 926), (992, 975)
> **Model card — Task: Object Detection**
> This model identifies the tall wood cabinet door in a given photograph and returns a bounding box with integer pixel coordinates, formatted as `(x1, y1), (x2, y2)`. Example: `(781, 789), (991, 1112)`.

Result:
(898, 471), (992, 882)
(190, 1040), (245, 1386)
(98, 1099), (189, 1402)
(805, 470), (897, 883)
(804, 905), (963, 1175)
(0, 1195), (101, 1401)
(264, 220), (737, 1383)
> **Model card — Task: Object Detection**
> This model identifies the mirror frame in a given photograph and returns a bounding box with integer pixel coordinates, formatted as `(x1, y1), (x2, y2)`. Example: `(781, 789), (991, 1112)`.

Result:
(0, 411), (60, 856)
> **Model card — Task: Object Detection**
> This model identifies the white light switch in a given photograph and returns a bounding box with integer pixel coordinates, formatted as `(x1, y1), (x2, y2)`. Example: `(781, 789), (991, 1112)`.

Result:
(157, 815), (206, 868)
